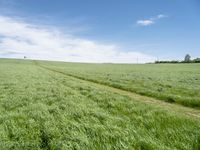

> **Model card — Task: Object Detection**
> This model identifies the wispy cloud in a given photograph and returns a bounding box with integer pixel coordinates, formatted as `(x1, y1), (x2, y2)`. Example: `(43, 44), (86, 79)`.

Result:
(0, 15), (155, 63)
(136, 14), (167, 26)
(137, 20), (154, 26)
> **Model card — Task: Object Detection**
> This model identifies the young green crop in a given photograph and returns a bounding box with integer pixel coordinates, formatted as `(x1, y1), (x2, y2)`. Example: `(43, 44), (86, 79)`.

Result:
(0, 58), (200, 149)
(39, 60), (200, 109)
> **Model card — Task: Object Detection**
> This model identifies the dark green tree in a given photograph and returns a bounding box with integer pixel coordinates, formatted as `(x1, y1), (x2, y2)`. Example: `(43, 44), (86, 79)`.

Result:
(184, 54), (191, 62)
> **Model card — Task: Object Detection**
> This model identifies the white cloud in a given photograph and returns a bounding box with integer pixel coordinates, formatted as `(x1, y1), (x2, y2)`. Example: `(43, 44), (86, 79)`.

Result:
(0, 15), (155, 63)
(157, 14), (166, 19)
(137, 20), (154, 26)
(136, 14), (167, 26)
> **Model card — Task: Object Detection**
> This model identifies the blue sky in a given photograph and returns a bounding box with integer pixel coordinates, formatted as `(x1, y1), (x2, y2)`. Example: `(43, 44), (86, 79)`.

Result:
(0, 0), (199, 63)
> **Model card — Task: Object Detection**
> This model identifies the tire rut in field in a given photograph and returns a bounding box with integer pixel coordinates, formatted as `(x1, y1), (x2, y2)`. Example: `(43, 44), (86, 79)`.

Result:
(34, 61), (200, 119)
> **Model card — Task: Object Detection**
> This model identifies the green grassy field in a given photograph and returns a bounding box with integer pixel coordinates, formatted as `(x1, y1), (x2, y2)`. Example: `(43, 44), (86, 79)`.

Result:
(0, 58), (200, 149)
(39, 61), (200, 108)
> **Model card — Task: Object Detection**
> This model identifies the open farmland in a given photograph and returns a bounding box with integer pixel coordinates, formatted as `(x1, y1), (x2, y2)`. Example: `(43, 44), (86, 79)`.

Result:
(39, 61), (200, 108)
(0, 58), (200, 149)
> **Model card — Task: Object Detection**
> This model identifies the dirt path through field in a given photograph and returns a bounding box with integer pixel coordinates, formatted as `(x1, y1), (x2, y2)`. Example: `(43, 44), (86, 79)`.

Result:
(34, 61), (200, 119)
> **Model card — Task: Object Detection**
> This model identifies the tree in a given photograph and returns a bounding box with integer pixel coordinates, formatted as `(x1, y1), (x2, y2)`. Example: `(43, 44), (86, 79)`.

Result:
(184, 54), (191, 62)
(193, 58), (200, 63)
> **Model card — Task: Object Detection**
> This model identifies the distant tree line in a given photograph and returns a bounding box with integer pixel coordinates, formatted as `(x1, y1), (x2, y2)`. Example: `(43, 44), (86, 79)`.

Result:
(155, 54), (200, 64)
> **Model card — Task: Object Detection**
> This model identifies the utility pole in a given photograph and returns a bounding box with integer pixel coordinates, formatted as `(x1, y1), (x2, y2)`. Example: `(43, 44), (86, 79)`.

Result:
(157, 57), (159, 62)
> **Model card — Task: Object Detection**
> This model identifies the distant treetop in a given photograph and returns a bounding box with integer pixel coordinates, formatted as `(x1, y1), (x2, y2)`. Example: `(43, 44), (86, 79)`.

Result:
(155, 54), (200, 64)
(184, 54), (191, 62)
